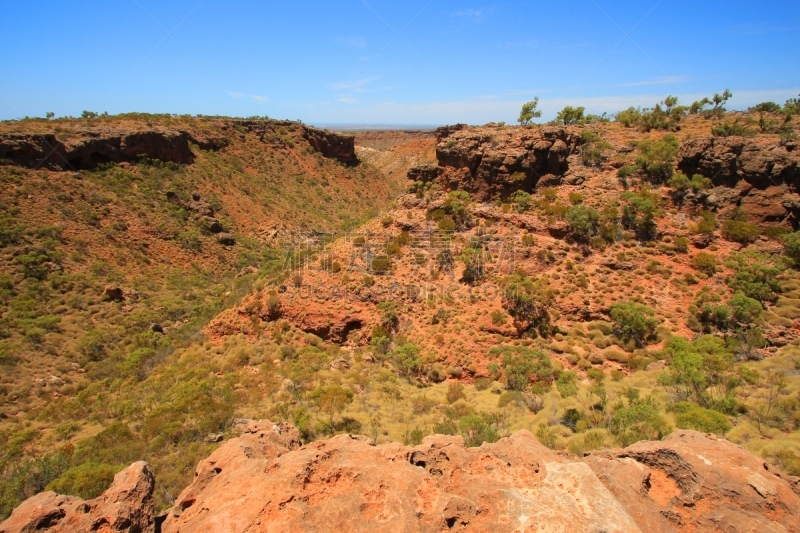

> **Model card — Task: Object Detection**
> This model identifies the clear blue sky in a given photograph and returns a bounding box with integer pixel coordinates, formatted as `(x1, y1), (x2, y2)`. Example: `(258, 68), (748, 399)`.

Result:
(1, 0), (798, 125)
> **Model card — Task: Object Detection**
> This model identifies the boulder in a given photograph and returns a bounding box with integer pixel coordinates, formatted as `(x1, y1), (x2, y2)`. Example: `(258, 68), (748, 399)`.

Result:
(103, 286), (125, 301)
(217, 233), (236, 246)
(0, 462), (155, 533)
(5, 426), (800, 533)
(161, 426), (642, 533)
(585, 430), (800, 532)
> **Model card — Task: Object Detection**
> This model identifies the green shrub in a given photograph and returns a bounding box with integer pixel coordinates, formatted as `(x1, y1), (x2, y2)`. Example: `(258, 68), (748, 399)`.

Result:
(692, 211), (717, 234)
(609, 394), (671, 447)
(726, 250), (782, 303)
(556, 371), (578, 398)
(490, 346), (554, 392)
(510, 190), (532, 211)
(721, 208), (759, 243)
(46, 463), (118, 500)
(636, 135), (679, 182)
(555, 106), (585, 125)
(502, 271), (555, 333)
(669, 402), (731, 434)
(459, 413), (500, 447)
(609, 302), (658, 345)
(691, 252), (718, 275)
(565, 205), (600, 240)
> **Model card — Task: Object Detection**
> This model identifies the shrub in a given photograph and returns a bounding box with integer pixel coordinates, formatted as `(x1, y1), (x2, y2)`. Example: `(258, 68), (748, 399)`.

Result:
(725, 250), (782, 303)
(669, 402), (731, 434)
(620, 189), (658, 239)
(490, 310), (507, 325)
(712, 119), (753, 137)
(392, 343), (422, 378)
(491, 346), (554, 392)
(615, 107), (643, 127)
(565, 205), (600, 240)
(459, 413), (501, 447)
(46, 463), (118, 500)
(636, 135), (679, 182)
(555, 106), (585, 125)
(579, 131), (611, 167)
(510, 190), (532, 211)
(475, 377), (493, 390)
(692, 211), (717, 234)
(371, 255), (391, 273)
(518, 98), (542, 125)
(674, 236), (689, 253)
(536, 423), (558, 449)
(609, 301), (658, 345)
(659, 336), (738, 412)
(721, 216), (760, 244)
(556, 371), (578, 397)
(609, 394), (671, 447)
(617, 164), (638, 181)
(502, 271), (555, 333)
(729, 291), (763, 324)
(782, 231), (800, 265)
(691, 252), (718, 275)
(446, 382), (466, 404)
(437, 217), (456, 231)
(311, 385), (354, 425)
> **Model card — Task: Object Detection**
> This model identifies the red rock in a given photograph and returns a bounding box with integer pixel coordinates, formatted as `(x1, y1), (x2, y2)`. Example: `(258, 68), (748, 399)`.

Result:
(0, 462), (155, 533)
(585, 430), (800, 532)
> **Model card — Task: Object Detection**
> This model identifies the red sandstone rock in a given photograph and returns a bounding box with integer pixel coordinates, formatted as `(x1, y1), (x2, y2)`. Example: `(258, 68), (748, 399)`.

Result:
(4, 426), (800, 533)
(0, 462), (155, 533)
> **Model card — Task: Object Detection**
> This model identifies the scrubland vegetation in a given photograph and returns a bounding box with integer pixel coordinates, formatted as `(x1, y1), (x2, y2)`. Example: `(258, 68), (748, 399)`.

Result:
(2, 102), (800, 520)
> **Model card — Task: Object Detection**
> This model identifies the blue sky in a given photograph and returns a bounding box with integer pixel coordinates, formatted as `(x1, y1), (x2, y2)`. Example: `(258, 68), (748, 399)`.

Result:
(1, 0), (798, 125)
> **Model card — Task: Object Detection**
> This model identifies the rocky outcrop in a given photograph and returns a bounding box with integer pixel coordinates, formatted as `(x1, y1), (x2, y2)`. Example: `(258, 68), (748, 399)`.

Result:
(161, 422), (641, 533)
(585, 430), (800, 532)
(0, 129), (200, 170)
(408, 125), (580, 201)
(3, 426), (799, 533)
(678, 136), (800, 225)
(302, 127), (358, 165)
(0, 462), (155, 533)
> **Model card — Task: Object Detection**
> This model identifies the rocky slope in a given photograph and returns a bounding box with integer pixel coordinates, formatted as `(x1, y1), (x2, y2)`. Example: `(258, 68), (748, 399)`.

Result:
(2, 422), (798, 532)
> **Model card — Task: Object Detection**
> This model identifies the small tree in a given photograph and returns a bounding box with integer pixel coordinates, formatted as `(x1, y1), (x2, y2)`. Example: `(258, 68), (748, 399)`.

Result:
(636, 134), (679, 182)
(556, 106), (585, 125)
(392, 343), (422, 378)
(491, 346), (554, 392)
(311, 385), (354, 426)
(782, 231), (800, 264)
(518, 98), (542, 125)
(565, 204), (600, 240)
(609, 301), (658, 345)
(503, 271), (556, 334)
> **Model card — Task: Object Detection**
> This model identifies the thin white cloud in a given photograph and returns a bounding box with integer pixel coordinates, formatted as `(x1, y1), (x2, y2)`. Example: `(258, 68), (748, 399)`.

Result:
(452, 6), (495, 22)
(338, 97), (358, 103)
(617, 75), (690, 87)
(328, 77), (377, 92)
(308, 87), (800, 124)
(228, 92), (270, 103)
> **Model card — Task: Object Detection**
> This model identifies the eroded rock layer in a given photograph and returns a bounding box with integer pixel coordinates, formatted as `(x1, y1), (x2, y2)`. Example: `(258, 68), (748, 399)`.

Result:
(3, 424), (798, 533)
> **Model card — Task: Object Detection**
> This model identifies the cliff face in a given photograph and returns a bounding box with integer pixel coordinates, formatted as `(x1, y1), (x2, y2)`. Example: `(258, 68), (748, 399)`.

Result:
(677, 136), (800, 224)
(410, 125), (581, 201)
(2, 424), (798, 533)
(0, 130), (198, 170)
(0, 121), (359, 170)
